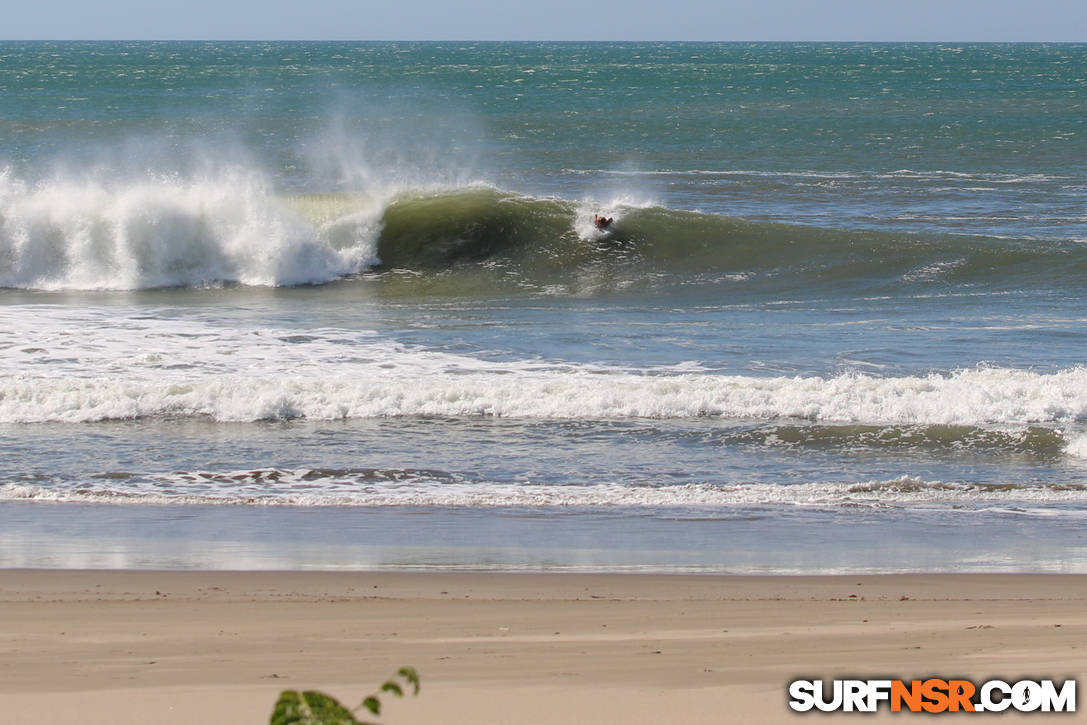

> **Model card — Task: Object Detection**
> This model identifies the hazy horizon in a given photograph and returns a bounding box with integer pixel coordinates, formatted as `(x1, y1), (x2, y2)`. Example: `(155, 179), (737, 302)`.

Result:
(4, 0), (1084, 43)
(4, 38), (1087, 43)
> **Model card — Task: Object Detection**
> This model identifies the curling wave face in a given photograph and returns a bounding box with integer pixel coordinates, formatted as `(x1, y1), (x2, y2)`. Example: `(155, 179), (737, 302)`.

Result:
(277, 188), (1087, 295)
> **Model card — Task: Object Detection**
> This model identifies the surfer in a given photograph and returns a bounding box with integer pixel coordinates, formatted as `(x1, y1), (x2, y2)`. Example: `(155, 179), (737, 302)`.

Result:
(593, 214), (613, 230)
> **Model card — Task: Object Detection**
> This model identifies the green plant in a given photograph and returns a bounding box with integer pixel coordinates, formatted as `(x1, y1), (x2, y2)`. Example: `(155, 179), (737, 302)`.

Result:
(271, 666), (420, 725)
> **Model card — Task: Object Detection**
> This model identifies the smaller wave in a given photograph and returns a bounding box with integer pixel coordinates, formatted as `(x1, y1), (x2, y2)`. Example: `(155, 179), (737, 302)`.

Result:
(565, 168), (1071, 185)
(3, 366), (1085, 428)
(732, 424), (1068, 458)
(885, 169), (1070, 184)
(4, 474), (1087, 512)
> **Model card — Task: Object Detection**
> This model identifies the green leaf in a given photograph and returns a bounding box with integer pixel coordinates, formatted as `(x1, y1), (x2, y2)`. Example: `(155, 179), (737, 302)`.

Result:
(271, 691), (305, 725)
(397, 667), (421, 695)
(270, 666), (420, 724)
(302, 691), (358, 724)
(270, 689), (359, 725)
(360, 696), (381, 715)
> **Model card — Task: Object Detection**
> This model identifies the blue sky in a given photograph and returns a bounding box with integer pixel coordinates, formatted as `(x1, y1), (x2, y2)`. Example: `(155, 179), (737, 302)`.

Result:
(5, 0), (1085, 41)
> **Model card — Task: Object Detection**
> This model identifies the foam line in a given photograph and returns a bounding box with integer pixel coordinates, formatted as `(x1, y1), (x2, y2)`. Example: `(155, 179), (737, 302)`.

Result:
(4, 476), (1086, 510)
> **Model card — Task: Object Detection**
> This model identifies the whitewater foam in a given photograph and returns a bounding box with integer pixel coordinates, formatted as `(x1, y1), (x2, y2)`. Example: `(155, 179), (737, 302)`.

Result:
(0, 167), (380, 290)
(5, 356), (1087, 428)
(1065, 433), (1087, 459)
(4, 474), (1086, 511)
(3, 306), (1086, 427)
(572, 194), (656, 241)
(7, 366), (1086, 426)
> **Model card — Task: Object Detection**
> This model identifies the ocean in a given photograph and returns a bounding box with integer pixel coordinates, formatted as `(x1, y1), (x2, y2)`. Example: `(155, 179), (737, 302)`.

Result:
(1, 41), (1085, 572)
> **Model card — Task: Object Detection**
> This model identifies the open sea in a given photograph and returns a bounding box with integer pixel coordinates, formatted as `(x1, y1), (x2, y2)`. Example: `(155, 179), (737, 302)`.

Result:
(1, 41), (1086, 572)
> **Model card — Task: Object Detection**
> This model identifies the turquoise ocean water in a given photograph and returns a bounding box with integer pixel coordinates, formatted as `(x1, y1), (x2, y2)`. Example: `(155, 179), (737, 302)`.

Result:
(1, 42), (1086, 571)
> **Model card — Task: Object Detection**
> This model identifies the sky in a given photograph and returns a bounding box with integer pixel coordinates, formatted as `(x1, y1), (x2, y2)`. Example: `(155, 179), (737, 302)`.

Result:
(3, 0), (1086, 41)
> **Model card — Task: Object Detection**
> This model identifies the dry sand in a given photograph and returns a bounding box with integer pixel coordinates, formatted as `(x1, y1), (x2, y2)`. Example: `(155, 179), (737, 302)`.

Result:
(1, 571), (1084, 723)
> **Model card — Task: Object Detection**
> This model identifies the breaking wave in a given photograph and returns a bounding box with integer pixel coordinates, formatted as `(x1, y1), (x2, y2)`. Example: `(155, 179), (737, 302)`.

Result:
(3, 172), (1086, 293)
(3, 364), (1086, 432)
(0, 168), (381, 290)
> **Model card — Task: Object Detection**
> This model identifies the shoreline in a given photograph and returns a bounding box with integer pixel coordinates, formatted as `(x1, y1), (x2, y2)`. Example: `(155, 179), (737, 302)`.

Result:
(3, 570), (1084, 723)
(5, 500), (1085, 575)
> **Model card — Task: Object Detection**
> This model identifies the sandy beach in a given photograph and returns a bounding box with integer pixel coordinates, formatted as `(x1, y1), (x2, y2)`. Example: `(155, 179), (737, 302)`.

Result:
(1, 571), (1083, 723)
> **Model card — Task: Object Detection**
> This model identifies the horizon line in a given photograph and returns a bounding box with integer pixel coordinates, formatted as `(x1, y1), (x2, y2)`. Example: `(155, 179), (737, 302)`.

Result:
(3, 38), (1086, 44)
